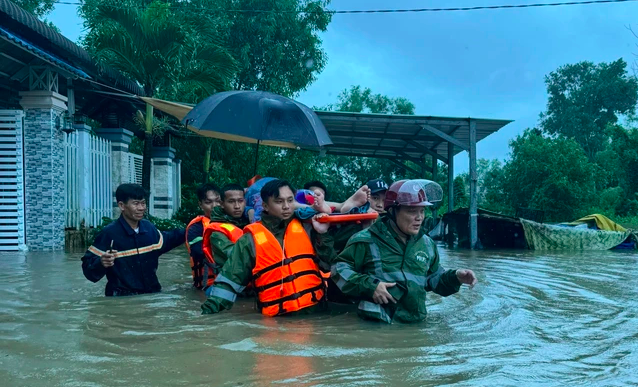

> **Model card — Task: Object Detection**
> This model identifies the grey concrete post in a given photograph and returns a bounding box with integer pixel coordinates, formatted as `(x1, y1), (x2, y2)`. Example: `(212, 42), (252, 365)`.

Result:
(469, 120), (478, 249)
(151, 147), (176, 219)
(19, 90), (68, 251)
(431, 154), (438, 219)
(448, 141), (454, 213)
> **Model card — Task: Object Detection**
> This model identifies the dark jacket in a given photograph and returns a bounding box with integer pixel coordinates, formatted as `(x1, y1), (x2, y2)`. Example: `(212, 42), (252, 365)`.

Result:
(186, 216), (207, 271)
(82, 216), (185, 296)
(331, 216), (461, 323)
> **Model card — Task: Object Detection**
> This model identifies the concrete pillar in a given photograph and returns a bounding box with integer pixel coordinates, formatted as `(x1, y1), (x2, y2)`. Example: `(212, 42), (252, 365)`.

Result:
(20, 90), (68, 251)
(95, 128), (134, 218)
(469, 120), (478, 249)
(431, 154), (438, 219)
(174, 159), (182, 212)
(448, 141), (454, 213)
(151, 146), (175, 219)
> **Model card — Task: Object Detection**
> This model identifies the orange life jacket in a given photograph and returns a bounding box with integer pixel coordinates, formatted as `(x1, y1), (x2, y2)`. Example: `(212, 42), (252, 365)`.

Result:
(200, 222), (244, 289)
(185, 216), (210, 289)
(244, 219), (325, 317)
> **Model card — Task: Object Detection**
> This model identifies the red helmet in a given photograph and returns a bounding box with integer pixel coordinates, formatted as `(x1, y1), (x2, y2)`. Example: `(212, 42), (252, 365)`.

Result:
(384, 180), (433, 210)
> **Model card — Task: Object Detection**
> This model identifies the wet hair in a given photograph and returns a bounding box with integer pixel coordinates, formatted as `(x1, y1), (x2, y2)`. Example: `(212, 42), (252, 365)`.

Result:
(303, 180), (328, 198)
(115, 183), (147, 204)
(197, 183), (220, 202)
(221, 183), (244, 201)
(261, 179), (295, 203)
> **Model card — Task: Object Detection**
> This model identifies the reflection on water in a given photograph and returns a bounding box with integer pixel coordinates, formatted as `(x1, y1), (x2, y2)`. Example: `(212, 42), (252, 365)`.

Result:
(1, 247), (637, 386)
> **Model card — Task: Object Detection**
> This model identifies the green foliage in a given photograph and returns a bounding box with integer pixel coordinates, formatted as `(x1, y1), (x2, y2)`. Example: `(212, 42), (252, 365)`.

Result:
(480, 159), (509, 214)
(194, 0), (332, 97)
(617, 215), (638, 229)
(323, 85), (416, 115)
(147, 214), (185, 230)
(173, 183), (204, 225)
(89, 217), (115, 245)
(464, 60), (638, 223)
(452, 176), (468, 208)
(81, 0), (237, 192)
(540, 59), (638, 160)
(109, 0), (335, 184)
(14, 0), (55, 18)
(82, 0), (236, 98)
(501, 129), (596, 221)
(457, 159), (509, 214)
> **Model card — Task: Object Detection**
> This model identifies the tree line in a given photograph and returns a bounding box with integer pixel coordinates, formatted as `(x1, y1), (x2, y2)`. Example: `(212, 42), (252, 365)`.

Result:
(455, 59), (638, 225)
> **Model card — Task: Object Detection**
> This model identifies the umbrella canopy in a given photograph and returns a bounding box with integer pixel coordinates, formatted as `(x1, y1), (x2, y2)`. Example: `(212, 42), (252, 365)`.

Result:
(181, 90), (333, 149)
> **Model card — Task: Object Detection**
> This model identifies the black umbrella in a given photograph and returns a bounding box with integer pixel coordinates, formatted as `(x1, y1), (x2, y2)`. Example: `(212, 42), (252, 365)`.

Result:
(181, 91), (333, 174)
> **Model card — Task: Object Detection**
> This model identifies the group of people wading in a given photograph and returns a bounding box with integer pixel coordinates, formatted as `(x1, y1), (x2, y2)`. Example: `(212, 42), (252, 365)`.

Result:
(82, 176), (477, 324)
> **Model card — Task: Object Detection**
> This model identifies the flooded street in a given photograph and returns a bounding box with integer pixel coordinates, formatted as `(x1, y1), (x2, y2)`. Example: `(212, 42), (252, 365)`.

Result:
(1, 246), (637, 386)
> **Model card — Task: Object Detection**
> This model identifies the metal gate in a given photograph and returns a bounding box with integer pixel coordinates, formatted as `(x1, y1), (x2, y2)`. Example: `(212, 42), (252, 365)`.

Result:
(0, 110), (25, 251)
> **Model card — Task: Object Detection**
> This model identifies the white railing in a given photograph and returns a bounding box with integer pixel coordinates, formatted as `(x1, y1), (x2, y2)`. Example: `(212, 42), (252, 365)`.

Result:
(90, 135), (112, 227)
(0, 110), (25, 251)
(64, 131), (80, 229)
(127, 153), (143, 185)
(64, 132), (112, 229)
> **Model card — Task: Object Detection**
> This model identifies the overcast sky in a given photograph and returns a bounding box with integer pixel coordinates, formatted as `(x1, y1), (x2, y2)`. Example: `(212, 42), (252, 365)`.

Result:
(48, 0), (638, 174)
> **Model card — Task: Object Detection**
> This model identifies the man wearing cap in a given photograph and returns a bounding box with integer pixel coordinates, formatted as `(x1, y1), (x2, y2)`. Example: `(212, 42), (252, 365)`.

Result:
(331, 179), (477, 323)
(367, 178), (389, 213)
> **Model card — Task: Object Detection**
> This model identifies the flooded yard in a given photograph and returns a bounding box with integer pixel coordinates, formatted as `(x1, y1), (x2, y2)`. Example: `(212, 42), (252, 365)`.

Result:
(1, 247), (637, 386)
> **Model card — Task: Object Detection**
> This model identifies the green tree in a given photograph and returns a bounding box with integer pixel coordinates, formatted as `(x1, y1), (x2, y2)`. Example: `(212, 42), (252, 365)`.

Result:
(540, 59), (638, 160)
(594, 124), (638, 215)
(192, 0), (332, 97)
(164, 0), (332, 183)
(453, 175), (468, 209)
(502, 129), (596, 221)
(81, 0), (236, 193)
(461, 158), (509, 213)
(14, 0), (55, 18)
(326, 85), (415, 114)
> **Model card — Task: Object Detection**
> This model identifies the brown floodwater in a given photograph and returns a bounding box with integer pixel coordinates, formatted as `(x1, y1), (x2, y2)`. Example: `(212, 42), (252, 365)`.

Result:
(1, 246), (637, 386)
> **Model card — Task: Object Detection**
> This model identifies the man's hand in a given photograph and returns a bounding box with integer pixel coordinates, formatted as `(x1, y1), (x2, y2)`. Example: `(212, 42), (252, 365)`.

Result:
(373, 282), (397, 304)
(456, 269), (477, 287)
(100, 251), (117, 268)
(311, 213), (330, 234)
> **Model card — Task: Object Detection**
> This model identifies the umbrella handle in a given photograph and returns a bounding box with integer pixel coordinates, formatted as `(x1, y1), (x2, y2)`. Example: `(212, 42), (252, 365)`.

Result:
(253, 140), (260, 176)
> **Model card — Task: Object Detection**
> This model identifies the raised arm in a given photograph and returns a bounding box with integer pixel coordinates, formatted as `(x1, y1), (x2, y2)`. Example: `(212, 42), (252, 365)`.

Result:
(201, 234), (256, 314)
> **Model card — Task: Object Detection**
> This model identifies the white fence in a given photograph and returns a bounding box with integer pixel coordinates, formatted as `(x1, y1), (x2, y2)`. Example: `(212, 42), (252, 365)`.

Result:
(90, 135), (112, 226)
(64, 131), (79, 228)
(127, 153), (143, 185)
(64, 132), (112, 229)
(0, 110), (25, 251)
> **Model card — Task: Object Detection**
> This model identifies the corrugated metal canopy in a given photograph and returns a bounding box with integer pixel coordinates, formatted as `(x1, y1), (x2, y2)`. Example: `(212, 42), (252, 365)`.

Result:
(315, 111), (513, 164)
(0, 26), (90, 79)
(0, 0), (145, 96)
